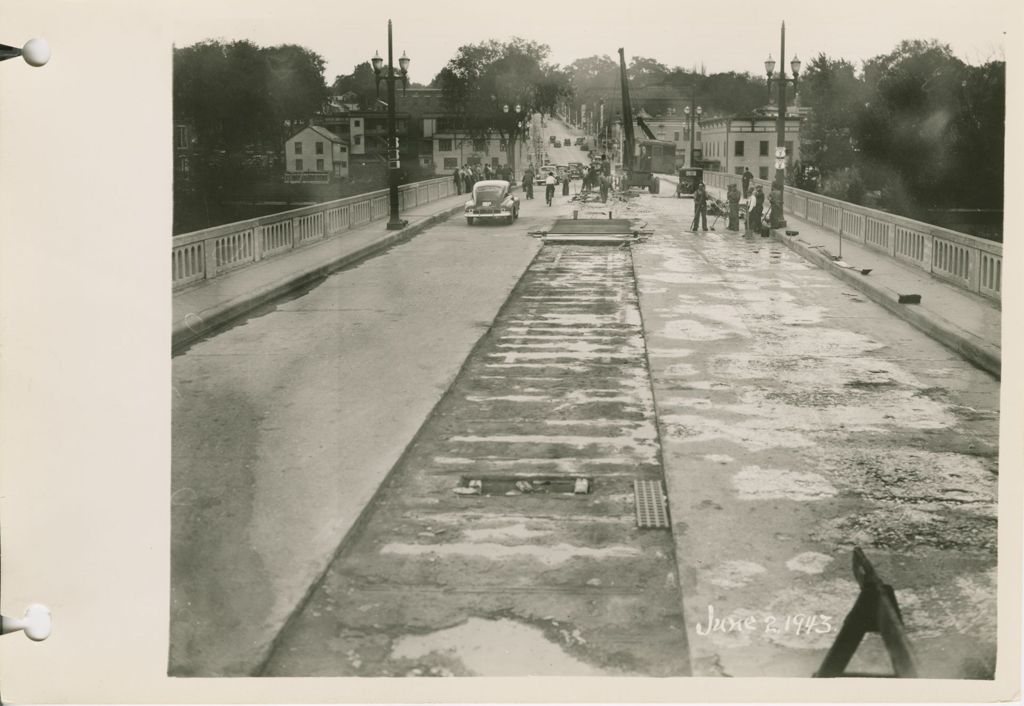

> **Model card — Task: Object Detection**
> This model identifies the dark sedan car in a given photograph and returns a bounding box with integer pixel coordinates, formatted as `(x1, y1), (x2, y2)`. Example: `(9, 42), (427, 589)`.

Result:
(465, 180), (520, 225)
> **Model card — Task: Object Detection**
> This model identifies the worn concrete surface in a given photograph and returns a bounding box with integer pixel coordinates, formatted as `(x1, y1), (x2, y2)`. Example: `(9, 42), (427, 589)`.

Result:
(628, 189), (999, 677)
(170, 205), (542, 676)
(263, 239), (690, 677)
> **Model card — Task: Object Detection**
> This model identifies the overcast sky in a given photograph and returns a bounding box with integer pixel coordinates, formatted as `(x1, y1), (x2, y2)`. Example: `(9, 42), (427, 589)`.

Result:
(172, 0), (1015, 83)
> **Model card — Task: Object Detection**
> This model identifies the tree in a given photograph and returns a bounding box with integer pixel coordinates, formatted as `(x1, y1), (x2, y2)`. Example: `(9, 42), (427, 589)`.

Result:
(332, 61), (379, 110)
(434, 38), (570, 165)
(173, 39), (329, 205)
(798, 54), (866, 178)
(855, 40), (969, 213)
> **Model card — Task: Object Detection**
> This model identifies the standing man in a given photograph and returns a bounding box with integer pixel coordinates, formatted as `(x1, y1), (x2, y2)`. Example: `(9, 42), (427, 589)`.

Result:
(742, 168), (753, 198)
(726, 184), (740, 231)
(689, 183), (708, 232)
(453, 166), (462, 195)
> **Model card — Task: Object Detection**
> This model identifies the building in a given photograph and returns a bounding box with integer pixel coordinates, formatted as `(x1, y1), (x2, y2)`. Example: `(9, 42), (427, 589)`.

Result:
(431, 126), (524, 175)
(174, 122), (197, 182)
(699, 111), (802, 180)
(284, 125), (349, 182)
(646, 116), (703, 169)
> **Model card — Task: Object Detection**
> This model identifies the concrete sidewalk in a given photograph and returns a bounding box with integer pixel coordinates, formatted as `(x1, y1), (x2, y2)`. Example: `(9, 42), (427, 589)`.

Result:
(659, 174), (1001, 378)
(173, 190), (471, 352)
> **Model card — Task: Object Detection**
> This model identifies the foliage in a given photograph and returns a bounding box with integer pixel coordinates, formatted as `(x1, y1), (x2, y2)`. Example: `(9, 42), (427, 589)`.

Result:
(331, 61), (379, 110)
(820, 166), (865, 204)
(798, 54), (865, 178)
(432, 38), (571, 157)
(174, 39), (329, 200)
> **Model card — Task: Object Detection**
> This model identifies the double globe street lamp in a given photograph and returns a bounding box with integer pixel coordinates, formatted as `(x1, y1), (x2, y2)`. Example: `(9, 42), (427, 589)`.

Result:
(764, 21), (800, 228)
(371, 21), (410, 230)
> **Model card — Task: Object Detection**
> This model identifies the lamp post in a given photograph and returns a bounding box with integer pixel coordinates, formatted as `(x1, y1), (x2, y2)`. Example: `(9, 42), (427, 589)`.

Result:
(764, 21), (800, 228)
(371, 20), (410, 230)
(683, 96), (702, 169)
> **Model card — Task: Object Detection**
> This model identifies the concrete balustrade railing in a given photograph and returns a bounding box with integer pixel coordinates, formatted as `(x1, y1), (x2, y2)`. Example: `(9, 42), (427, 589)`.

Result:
(701, 171), (1002, 302)
(172, 176), (457, 290)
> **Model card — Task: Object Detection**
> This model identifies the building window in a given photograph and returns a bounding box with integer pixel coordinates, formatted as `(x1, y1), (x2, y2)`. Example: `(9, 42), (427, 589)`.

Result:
(491, 157), (500, 166)
(444, 157), (458, 169)
(673, 131), (680, 142)
(340, 146), (346, 153)
(734, 166), (744, 175)
(315, 142), (324, 155)
(734, 141), (744, 157)
(759, 166), (769, 179)
(354, 119), (361, 127)
(341, 161), (347, 168)
(438, 138), (453, 152)
(354, 135), (362, 145)
(316, 159), (325, 171)
(473, 139), (487, 152)
(294, 142), (303, 155)
(759, 140), (769, 156)
(175, 125), (188, 150)
(177, 155), (190, 176)
(295, 159), (304, 171)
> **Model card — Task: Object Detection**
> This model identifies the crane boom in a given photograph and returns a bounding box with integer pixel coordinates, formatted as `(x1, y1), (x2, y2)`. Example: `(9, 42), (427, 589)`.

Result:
(617, 47), (636, 172)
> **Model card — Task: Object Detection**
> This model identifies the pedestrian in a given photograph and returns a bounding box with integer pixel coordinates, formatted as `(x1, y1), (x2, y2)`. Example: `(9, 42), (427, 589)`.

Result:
(453, 166), (462, 195)
(562, 171), (570, 196)
(742, 168), (753, 198)
(689, 182), (708, 232)
(484, 164), (492, 180)
(544, 170), (556, 206)
(748, 185), (765, 237)
(523, 165), (534, 199)
(599, 173), (610, 203)
(726, 184), (740, 231)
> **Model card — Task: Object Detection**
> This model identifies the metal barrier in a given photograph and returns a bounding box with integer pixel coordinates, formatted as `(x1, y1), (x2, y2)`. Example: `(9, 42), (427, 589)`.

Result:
(700, 171), (1002, 302)
(815, 548), (918, 678)
(172, 176), (457, 290)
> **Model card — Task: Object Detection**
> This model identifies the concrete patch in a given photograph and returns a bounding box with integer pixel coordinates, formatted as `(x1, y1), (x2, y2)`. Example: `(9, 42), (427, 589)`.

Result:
(706, 560), (768, 588)
(785, 552), (834, 575)
(390, 617), (604, 676)
(380, 541), (643, 566)
(732, 466), (838, 501)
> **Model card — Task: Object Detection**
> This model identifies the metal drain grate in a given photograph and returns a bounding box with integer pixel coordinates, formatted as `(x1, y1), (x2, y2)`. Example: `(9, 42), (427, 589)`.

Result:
(634, 480), (669, 529)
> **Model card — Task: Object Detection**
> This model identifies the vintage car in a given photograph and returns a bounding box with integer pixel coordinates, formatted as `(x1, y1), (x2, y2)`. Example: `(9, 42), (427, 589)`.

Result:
(465, 180), (520, 225)
(574, 137), (586, 146)
(675, 167), (704, 198)
(534, 168), (560, 186)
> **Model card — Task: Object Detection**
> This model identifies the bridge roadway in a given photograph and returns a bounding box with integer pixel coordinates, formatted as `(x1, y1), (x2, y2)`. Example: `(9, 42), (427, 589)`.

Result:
(172, 136), (999, 679)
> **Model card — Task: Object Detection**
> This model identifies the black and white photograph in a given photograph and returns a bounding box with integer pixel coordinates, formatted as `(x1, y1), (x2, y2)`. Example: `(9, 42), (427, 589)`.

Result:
(0, 0), (1019, 702)
(166, 0), (1010, 682)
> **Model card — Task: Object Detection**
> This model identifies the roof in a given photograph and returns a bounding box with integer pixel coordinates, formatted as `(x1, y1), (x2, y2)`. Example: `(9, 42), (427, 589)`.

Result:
(472, 179), (511, 189)
(287, 124), (348, 144)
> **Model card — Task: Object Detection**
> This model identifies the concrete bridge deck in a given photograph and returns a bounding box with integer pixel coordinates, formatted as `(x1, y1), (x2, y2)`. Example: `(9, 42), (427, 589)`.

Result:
(171, 164), (1001, 678)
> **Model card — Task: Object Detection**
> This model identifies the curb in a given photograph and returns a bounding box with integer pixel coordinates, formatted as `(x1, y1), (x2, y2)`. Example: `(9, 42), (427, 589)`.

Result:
(172, 201), (466, 352)
(777, 230), (1001, 379)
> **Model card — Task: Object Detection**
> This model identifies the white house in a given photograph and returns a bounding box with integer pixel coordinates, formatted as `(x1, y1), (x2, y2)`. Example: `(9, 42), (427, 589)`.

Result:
(284, 125), (349, 182)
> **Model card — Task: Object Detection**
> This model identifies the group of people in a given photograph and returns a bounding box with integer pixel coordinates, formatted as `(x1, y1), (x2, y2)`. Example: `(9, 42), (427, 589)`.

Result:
(582, 157), (613, 202)
(687, 167), (768, 236)
(452, 163), (514, 195)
